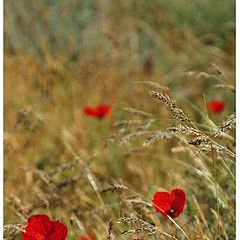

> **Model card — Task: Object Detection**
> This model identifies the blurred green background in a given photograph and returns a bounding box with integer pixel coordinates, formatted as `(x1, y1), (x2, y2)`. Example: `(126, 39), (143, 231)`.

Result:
(5, 0), (235, 63)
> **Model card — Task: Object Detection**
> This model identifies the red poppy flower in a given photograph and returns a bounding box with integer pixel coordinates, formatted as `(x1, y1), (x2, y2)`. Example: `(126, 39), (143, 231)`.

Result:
(78, 233), (96, 240)
(83, 105), (111, 118)
(22, 214), (68, 240)
(207, 100), (225, 114)
(152, 188), (186, 218)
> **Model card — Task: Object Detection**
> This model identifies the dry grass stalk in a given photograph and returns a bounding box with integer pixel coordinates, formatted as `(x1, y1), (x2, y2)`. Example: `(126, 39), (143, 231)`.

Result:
(32, 187), (50, 209)
(120, 131), (148, 145)
(4, 224), (24, 240)
(134, 81), (169, 91)
(112, 120), (143, 128)
(49, 158), (79, 175)
(13, 108), (33, 131)
(6, 195), (30, 221)
(101, 184), (128, 194)
(25, 168), (54, 186)
(168, 124), (203, 137)
(140, 119), (156, 130)
(192, 195), (211, 235)
(107, 220), (114, 240)
(211, 63), (233, 88)
(183, 71), (210, 79)
(113, 119), (155, 132)
(149, 90), (190, 122)
(214, 84), (235, 92)
(124, 198), (153, 212)
(143, 131), (174, 147)
(56, 175), (82, 190)
(168, 124), (234, 158)
(119, 216), (178, 239)
(122, 107), (153, 118)
(168, 124), (212, 146)
(211, 209), (229, 240)
(188, 136), (211, 146)
(213, 114), (236, 138)
(211, 63), (223, 76)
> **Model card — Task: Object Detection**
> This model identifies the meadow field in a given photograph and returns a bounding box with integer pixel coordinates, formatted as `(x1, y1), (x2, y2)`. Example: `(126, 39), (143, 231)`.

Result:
(4, 1), (235, 239)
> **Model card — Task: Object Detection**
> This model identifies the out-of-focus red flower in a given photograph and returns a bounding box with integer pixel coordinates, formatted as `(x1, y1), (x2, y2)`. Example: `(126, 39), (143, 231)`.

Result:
(152, 188), (186, 218)
(143, 55), (154, 75)
(78, 233), (96, 240)
(22, 214), (67, 240)
(207, 100), (225, 114)
(83, 105), (111, 118)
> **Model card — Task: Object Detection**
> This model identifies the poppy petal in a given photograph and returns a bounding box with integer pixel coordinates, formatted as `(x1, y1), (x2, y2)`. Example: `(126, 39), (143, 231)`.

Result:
(22, 214), (68, 240)
(48, 221), (68, 240)
(83, 107), (98, 116)
(152, 192), (172, 218)
(152, 188), (186, 218)
(83, 105), (111, 118)
(22, 214), (52, 240)
(96, 105), (111, 117)
(207, 100), (225, 114)
(169, 188), (186, 218)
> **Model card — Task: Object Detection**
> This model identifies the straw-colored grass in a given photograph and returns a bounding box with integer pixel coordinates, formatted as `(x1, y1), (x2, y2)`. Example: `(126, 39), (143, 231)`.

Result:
(4, 1), (235, 239)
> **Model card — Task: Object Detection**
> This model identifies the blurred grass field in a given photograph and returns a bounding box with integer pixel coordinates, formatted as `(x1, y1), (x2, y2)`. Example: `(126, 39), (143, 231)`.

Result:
(4, 1), (235, 239)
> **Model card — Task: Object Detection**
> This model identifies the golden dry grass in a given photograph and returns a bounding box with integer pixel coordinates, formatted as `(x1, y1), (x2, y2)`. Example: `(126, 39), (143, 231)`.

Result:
(4, 1), (235, 239)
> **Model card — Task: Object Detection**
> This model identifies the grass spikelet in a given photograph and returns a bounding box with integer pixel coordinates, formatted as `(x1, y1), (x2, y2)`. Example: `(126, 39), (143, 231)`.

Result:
(118, 216), (177, 239)
(213, 114), (236, 138)
(112, 120), (143, 128)
(214, 83), (235, 93)
(101, 184), (128, 194)
(149, 90), (190, 122)
(107, 220), (114, 240)
(188, 136), (211, 146)
(143, 131), (173, 147)
(122, 107), (153, 118)
(4, 224), (24, 239)
(211, 63), (223, 76)
(168, 124), (203, 137)
(120, 131), (148, 145)
(7, 195), (30, 221)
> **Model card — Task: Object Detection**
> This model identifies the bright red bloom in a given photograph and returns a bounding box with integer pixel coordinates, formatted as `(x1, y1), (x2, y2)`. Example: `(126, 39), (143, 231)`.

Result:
(22, 214), (68, 240)
(207, 100), (225, 114)
(152, 188), (186, 218)
(78, 233), (96, 240)
(83, 105), (111, 118)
